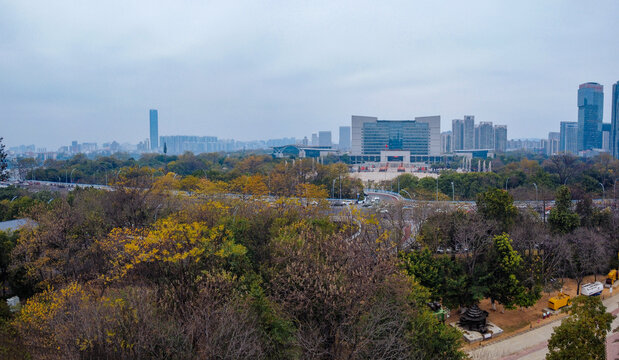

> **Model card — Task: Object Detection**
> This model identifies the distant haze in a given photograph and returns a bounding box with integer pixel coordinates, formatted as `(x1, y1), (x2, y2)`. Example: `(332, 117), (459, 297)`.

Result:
(1, 1), (617, 149)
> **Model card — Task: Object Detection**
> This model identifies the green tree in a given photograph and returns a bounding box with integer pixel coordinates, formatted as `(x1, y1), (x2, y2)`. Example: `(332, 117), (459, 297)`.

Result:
(548, 185), (580, 234)
(399, 248), (468, 310)
(0, 230), (18, 297)
(476, 188), (517, 232)
(546, 296), (614, 360)
(0, 138), (7, 181)
(487, 233), (533, 310)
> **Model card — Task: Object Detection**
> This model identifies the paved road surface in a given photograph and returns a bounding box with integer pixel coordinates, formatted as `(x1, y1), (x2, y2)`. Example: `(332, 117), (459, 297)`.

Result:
(469, 295), (619, 360)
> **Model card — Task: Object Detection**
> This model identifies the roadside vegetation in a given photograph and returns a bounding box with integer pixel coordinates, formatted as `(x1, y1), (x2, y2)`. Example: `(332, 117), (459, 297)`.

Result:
(1, 148), (618, 358)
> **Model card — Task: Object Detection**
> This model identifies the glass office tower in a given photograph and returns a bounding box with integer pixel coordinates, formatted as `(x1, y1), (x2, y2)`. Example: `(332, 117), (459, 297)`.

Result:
(150, 109), (159, 151)
(577, 83), (604, 151)
(361, 120), (429, 155)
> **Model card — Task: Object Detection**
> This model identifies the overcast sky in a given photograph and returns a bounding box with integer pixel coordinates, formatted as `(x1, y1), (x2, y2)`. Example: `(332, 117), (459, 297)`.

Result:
(1, 1), (617, 149)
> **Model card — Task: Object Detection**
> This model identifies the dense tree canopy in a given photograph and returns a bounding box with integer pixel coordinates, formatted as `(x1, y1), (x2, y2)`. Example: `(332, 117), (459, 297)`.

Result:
(546, 296), (614, 360)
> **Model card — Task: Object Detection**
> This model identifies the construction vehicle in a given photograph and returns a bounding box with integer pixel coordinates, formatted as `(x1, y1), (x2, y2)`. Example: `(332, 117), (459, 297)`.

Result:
(581, 282), (604, 296)
(548, 292), (571, 311)
(606, 270), (618, 287)
(427, 301), (450, 323)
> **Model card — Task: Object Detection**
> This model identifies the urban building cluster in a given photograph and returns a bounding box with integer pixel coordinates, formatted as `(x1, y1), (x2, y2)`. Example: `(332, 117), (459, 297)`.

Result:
(442, 116), (508, 154)
(7, 80), (618, 162)
(540, 81), (619, 158)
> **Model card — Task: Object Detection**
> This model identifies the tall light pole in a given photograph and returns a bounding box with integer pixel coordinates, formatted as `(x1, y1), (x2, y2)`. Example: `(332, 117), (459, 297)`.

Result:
(435, 176), (439, 202)
(332, 179), (336, 199)
(533, 182), (538, 216)
(339, 175), (342, 200)
(599, 182), (605, 203)
(451, 181), (455, 202)
(70, 168), (76, 184)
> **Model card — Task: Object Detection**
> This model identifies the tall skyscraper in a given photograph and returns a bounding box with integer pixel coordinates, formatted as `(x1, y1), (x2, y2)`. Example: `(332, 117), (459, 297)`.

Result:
(318, 131), (332, 147)
(478, 121), (494, 149)
(493, 125), (507, 152)
(311, 133), (318, 146)
(612, 81), (619, 158)
(149, 109), (159, 151)
(463, 115), (475, 149)
(339, 126), (351, 150)
(452, 119), (464, 151)
(560, 121), (578, 154)
(577, 82), (604, 151)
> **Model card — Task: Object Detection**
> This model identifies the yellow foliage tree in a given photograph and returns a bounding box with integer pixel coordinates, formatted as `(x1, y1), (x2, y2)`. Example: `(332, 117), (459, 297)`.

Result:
(97, 218), (247, 284)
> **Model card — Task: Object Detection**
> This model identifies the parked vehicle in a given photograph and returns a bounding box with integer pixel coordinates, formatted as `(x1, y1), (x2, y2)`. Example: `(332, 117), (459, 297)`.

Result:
(581, 282), (604, 296)
(548, 292), (571, 311)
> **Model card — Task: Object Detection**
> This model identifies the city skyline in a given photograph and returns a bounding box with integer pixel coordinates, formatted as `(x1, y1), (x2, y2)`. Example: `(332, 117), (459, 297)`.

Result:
(1, 1), (618, 149)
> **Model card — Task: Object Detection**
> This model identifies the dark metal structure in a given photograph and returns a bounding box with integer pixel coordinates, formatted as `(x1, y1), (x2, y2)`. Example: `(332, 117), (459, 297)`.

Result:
(459, 304), (488, 333)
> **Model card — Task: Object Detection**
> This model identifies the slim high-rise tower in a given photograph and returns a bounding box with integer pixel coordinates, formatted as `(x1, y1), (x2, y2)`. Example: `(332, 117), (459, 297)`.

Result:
(493, 125), (507, 152)
(612, 81), (619, 158)
(463, 115), (475, 149)
(577, 83), (603, 151)
(339, 126), (351, 150)
(560, 121), (578, 154)
(150, 109), (158, 151)
(452, 119), (464, 150)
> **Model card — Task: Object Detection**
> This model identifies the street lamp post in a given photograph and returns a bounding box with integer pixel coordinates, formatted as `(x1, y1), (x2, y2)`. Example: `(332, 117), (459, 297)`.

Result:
(451, 181), (455, 202)
(70, 168), (76, 184)
(339, 175), (342, 200)
(533, 182), (538, 216)
(599, 182), (605, 203)
(332, 179), (336, 199)
(435, 176), (439, 202)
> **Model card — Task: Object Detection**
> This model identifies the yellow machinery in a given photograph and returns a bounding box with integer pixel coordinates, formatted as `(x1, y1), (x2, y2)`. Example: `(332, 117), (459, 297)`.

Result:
(606, 270), (618, 286)
(548, 292), (571, 311)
